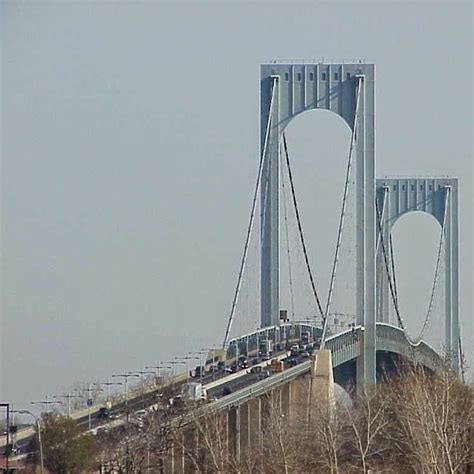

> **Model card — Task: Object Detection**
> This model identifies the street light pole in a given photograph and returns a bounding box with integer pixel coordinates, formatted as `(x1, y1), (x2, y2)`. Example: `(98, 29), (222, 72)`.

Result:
(52, 392), (83, 417)
(11, 410), (43, 474)
(189, 351), (208, 384)
(175, 356), (199, 381)
(144, 365), (171, 386)
(112, 374), (139, 422)
(163, 361), (185, 391)
(95, 378), (123, 402)
(0, 403), (10, 471)
(77, 384), (104, 430)
(129, 370), (155, 409)
(31, 396), (62, 414)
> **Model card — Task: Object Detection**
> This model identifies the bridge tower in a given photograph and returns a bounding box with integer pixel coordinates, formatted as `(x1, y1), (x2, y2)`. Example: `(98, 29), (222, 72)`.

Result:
(260, 61), (377, 385)
(376, 177), (460, 370)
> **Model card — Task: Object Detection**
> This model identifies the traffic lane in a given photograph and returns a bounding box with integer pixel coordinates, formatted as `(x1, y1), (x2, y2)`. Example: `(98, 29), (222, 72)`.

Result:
(208, 357), (309, 399)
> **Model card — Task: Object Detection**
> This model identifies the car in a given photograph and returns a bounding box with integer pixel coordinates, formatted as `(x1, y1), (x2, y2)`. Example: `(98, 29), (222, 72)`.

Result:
(194, 365), (205, 377)
(259, 352), (270, 361)
(217, 361), (226, 372)
(230, 363), (240, 373)
(170, 395), (184, 407)
(97, 407), (110, 420)
(259, 369), (271, 380)
(286, 357), (298, 367)
(250, 365), (262, 374)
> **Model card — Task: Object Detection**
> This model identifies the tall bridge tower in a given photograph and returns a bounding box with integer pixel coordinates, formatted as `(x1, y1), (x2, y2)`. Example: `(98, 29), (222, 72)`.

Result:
(260, 61), (376, 385)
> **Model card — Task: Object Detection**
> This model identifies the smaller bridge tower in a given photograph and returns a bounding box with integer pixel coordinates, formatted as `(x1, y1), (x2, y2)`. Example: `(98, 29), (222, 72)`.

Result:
(376, 177), (459, 369)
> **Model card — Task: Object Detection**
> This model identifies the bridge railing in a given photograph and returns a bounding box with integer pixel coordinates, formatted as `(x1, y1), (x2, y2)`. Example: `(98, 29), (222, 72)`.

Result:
(325, 326), (362, 367)
(376, 323), (441, 370)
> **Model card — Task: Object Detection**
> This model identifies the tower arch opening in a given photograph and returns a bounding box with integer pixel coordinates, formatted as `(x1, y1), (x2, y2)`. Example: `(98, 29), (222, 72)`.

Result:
(390, 211), (443, 347)
(279, 109), (355, 323)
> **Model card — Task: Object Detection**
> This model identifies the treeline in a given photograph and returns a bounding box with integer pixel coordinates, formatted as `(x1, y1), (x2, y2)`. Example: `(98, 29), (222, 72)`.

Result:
(27, 363), (473, 473)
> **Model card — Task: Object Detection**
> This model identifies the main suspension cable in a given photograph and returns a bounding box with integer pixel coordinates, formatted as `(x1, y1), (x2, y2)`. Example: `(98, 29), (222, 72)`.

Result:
(389, 233), (399, 307)
(323, 77), (363, 337)
(459, 334), (466, 383)
(415, 186), (450, 342)
(280, 149), (296, 320)
(222, 78), (277, 349)
(282, 133), (325, 321)
(376, 198), (406, 332)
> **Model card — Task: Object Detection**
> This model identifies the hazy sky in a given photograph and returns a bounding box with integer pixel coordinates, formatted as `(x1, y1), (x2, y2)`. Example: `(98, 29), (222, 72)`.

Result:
(1, 1), (472, 410)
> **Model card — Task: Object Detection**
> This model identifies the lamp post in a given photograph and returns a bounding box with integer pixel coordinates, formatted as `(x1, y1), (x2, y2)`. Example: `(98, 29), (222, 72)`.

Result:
(129, 370), (155, 408)
(94, 378), (123, 403)
(31, 396), (62, 414)
(144, 365), (171, 386)
(0, 403), (10, 471)
(163, 360), (185, 391)
(111, 373), (139, 422)
(175, 356), (199, 380)
(76, 385), (104, 430)
(11, 410), (43, 474)
(52, 393), (84, 417)
(188, 351), (208, 384)
(201, 347), (218, 380)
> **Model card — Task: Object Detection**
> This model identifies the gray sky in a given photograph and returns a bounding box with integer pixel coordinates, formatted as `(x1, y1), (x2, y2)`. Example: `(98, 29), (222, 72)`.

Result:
(1, 1), (472, 409)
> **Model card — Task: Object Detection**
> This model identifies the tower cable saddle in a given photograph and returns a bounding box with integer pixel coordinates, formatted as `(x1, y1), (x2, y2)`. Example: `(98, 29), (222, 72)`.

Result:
(222, 77), (277, 349)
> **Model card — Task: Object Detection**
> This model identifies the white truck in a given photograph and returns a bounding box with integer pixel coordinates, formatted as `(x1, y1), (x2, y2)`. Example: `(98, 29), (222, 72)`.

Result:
(182, 382), (207, 402)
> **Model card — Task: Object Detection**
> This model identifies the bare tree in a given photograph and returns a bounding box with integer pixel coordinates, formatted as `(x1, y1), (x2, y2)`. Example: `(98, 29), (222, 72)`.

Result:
(343, 386), (391, 473)
(386, 364), (473, 473)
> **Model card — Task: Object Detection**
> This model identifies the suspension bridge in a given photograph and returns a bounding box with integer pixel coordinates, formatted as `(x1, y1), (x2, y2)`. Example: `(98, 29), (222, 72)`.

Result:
(1, 60), (465, 467)
(222, 60), (462, 387)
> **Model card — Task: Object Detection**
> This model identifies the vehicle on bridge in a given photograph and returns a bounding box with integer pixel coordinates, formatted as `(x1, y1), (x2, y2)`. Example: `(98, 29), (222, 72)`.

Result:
(258, 339), (273, 358)
(270, 359), (284, 373)
(182, 382), (207, 402)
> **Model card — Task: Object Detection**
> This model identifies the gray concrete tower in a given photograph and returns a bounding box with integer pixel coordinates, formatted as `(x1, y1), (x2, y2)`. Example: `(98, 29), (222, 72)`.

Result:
(260, 61), (376, 385)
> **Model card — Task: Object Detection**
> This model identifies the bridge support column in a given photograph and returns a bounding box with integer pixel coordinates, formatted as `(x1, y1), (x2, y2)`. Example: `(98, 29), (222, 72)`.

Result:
(173, 438), (184, 474)
(261, 75), (281, 328)
(239, 402), (250, 454)
(228, 408), (240, 462)
(311, 350), (335, 410)
(248, 398), (261, 452)
(281, 383), (291, 419)
(183, 429), (196, 473)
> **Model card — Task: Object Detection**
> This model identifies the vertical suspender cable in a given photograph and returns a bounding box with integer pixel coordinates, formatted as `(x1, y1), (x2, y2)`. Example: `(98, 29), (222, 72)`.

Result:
(222, 78), (277, 349)
(321, 77), (362, 346)
(282, 134), (325, 321)
(280, 149), (296, 320)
